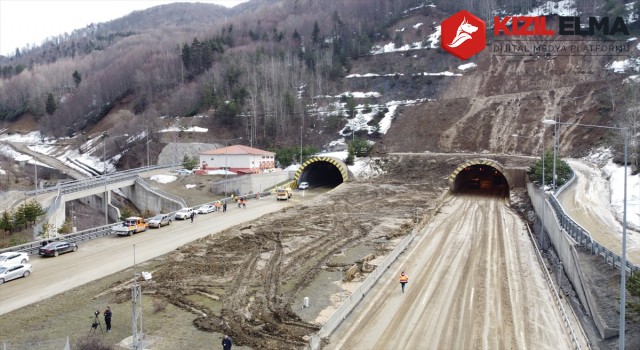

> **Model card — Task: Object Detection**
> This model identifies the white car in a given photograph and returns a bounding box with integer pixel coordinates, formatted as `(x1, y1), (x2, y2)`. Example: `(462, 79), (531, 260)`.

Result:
(0, 263), (32, 284)
(0, 252), (29, 267)
(177, 169), (193, 175)
(298, 182), (309, 190)
(196, 205), (216, 214)
(174, 208), (195, 220)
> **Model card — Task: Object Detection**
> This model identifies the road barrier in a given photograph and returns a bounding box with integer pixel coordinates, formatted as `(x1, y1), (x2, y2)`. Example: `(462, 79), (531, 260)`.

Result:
(0, 223), (118, 256)
(525, 223), (588, 350)
(310, 190), (450, 349)
(316, 229), (416, 340)
(24, 165), (172, 197)
(548, 172), (638, 275)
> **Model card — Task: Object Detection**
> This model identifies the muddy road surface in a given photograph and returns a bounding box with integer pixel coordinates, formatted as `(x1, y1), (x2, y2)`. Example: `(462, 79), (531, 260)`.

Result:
(327, 193), (578, 349)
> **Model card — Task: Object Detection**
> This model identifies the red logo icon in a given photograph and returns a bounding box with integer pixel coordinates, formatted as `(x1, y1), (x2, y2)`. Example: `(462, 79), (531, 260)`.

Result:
(441, 10), (486, 60)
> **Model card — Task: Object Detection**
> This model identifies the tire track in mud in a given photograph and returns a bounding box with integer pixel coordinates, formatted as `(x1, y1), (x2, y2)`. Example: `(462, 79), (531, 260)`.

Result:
(147, 171), (444, 349)
(332, 191), (574, 350)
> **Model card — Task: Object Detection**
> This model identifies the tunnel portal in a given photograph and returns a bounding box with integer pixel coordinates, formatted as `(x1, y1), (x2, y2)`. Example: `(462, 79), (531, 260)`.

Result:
(449, 159), (509, 195)
(294, 156), (349, 189)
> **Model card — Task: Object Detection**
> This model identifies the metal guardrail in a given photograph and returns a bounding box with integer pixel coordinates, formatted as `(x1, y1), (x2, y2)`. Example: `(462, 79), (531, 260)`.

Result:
(1, 223), (118, 256)
(548, 195), (638, 275)
(546, 168), (638, 275)
(24, 165), (172, 197)
(2, 186), (273, 256)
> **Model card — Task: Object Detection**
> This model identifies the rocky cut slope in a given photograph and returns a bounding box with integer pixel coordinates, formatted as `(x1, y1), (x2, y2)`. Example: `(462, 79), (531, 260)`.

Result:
(376, 15), (638, 159)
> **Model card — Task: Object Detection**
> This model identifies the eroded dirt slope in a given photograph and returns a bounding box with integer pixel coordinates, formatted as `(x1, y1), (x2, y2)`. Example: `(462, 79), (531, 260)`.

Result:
(380, 16), (626, 157)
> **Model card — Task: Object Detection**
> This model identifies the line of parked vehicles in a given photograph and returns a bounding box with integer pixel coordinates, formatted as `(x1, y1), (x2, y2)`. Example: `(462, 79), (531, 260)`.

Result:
(0, 239), (83, 284)
(0, 201), (225, 285)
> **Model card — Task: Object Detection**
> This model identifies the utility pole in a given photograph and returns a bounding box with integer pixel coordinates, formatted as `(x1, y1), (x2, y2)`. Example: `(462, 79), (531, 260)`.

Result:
(34, 157), (38, 202)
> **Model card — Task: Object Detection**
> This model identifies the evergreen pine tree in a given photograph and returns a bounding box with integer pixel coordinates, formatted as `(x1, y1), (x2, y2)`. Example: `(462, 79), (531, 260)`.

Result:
(46, 93), (57, 115)
(72, 70), (82, 87)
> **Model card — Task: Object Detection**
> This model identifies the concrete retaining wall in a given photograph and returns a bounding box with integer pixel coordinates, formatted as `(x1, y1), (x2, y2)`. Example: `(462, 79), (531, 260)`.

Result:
(210, 171), (295, 195)
(528, 182), (615, 339)
(119, 182), (186, 214)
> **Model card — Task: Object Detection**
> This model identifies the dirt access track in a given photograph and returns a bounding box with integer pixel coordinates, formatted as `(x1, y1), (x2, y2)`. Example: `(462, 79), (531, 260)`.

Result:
(0, 156), (578, 349)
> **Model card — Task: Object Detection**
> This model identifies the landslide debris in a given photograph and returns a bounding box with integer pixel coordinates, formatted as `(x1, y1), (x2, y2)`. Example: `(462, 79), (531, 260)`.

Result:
(144, 157), (453, 349)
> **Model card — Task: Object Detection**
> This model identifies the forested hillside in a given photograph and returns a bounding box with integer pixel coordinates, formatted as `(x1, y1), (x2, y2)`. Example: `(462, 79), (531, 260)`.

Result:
(0, 0), (638, 152)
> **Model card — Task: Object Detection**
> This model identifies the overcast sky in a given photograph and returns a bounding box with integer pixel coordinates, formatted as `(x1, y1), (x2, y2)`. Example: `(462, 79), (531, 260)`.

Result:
(0, 0), (249, 56)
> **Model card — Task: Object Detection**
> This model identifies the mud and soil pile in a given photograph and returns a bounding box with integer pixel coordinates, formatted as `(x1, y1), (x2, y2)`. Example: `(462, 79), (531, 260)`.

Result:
(114, 157), (454, 349)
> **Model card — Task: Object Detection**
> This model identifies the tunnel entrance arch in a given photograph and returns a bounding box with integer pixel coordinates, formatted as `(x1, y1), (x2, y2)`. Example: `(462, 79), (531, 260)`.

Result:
(449, 159), (510, 195)
(294, 156), (349, 188)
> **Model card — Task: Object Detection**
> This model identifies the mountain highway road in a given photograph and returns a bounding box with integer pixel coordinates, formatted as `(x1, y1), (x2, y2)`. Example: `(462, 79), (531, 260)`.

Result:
(0, 192), (321, 315)
(327, 193), (581, 349)
(559, 159), (640, 266)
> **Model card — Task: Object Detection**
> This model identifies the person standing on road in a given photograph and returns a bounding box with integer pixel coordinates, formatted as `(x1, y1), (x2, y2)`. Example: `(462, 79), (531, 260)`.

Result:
(190, 211), (195, 223)
(399, 271), (408, 293)
(223, 201), (227, 212)
(222, 334), (233, 350)
(104, 306), (112, 332)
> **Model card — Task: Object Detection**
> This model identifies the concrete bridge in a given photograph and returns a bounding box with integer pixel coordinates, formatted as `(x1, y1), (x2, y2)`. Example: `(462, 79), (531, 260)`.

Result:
(35, 168), (186, 235)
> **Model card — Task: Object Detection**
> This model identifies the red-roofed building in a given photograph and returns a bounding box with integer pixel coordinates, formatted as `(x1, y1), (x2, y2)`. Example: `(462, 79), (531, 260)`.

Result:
(199, 145), (276, 175)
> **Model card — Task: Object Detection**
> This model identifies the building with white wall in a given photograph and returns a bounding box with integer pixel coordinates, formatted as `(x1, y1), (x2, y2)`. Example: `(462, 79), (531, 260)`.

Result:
(199, 145), (275, 174)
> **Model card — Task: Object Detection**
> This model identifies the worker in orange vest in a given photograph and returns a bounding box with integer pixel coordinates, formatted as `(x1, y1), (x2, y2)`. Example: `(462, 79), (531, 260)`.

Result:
(399, 271), (408, 293)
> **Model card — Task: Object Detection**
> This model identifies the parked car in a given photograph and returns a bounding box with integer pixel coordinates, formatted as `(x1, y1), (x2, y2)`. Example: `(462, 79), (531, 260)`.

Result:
(177, 169), (193, 175)
(298, 181), (309, 190)
(112, 216), (149, 236)
(147, 214), (172, 228)
(174, 208), (195, 220)
(0, 263), (32, 285)
(39, 241), (78, 257)
(196, 204), (216, 214)
(0, 252), (29, 267)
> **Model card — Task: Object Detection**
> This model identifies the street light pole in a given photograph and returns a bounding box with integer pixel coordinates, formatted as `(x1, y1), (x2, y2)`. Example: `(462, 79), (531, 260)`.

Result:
(34, 158), (38, 202)
(103, 133), (128, 226)
(542, 119), (628, 349)
(222, 137), (243, 198)
(552, 115), (558, 190)
(137, 125), (150, 175)
(300, 126), (303, 164)
(103, 133), (108, 226)
(224, 141), (228, 198)
(145, 127), (149, 169)
(513, 133), (546, 243)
